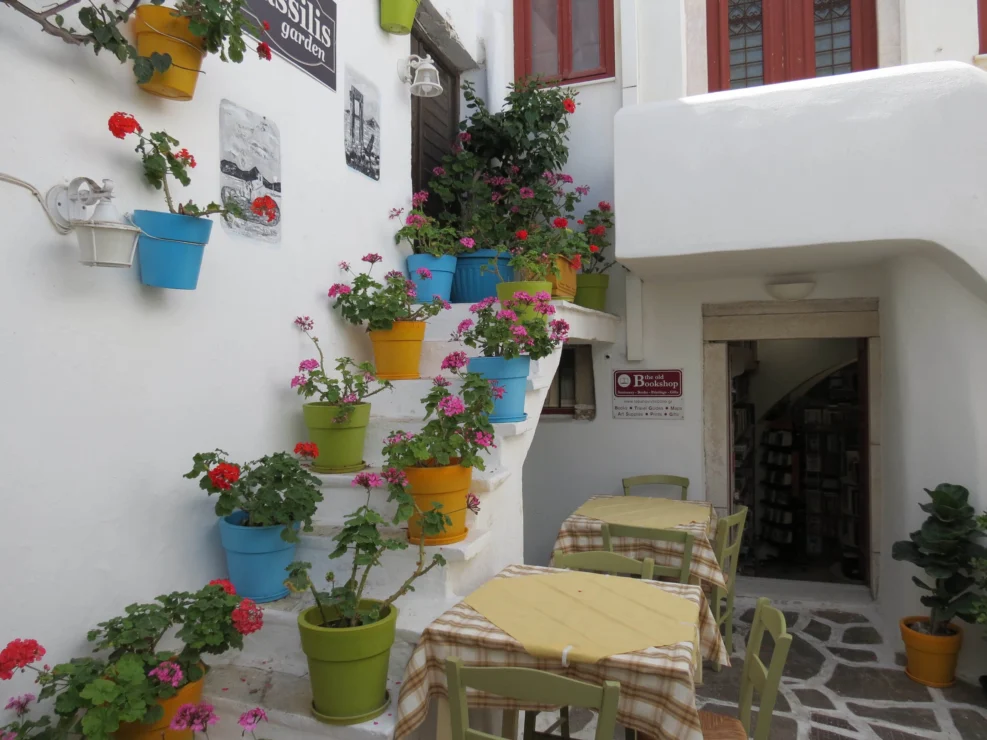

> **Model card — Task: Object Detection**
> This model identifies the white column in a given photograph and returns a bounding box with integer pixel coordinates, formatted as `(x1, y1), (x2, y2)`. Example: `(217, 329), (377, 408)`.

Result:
(898, 0), (979, 64)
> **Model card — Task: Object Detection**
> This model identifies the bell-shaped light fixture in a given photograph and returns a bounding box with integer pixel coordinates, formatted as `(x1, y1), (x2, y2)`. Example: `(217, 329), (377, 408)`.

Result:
(398, 54), (443, 98)
(49, 178), (141, 267)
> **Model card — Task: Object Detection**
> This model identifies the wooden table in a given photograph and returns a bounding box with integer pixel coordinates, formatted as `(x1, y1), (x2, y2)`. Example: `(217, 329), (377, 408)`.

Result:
(552, 496), (727, 591)
(394, 564), (729, 740)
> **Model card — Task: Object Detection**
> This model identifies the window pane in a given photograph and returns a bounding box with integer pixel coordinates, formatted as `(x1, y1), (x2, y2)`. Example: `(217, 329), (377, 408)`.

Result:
(571, 0), (602, 74)
(530, 0), (559, 77)
(727, 0), (764, 89)
(814, 0), (853, 77)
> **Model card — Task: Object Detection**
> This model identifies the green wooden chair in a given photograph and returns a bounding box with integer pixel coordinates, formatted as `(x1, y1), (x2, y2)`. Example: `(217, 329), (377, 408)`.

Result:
(445, 657), (621, 740)
(552, 550), (656, 580)
(698, 598), (792, 740)
(601, 523), (695, 584)
(621, 474), (690, 500)
(711, 506), (748, 672)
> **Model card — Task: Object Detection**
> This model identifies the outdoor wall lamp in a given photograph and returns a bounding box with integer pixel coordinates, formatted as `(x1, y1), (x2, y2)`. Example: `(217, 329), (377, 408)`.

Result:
(398, 54), (443, 98)
(764, 280), (817, 301)
(48, 178), (141, 267)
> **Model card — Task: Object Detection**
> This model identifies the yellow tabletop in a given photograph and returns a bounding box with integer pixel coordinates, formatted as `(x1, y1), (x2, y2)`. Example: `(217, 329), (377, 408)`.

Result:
(573, 496), (713, 530)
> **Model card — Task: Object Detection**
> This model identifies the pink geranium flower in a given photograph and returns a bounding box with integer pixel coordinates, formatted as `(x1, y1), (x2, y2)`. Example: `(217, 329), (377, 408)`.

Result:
(238, 707), (268, 733)
(438, 396), (466, 417)
(290, 375), (308, 388)
(416, 267), (433, 279)
(170, 703), (218, 732)
(5, 694), (35, 716)
(328, 283), (351, 298)
(149, 662), (183, 689)
(459, 237), (476, 249)
(441, 351), (468, 370)
(362, 253), (383, 264)
(298, 359), (319, 372)
(433, 375), (452, 387)
(352, 472), (385, 489)
(294, 316), (314, 331)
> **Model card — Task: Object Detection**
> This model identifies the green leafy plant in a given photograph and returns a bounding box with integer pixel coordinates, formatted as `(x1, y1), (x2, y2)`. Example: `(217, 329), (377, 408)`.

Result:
(891, 484), (987, 635)
(185, 447), (324, 542)
(453, 293), (569, 361)
(392, 193), (461, 257)
(291, 316), (392, 420)
(329, 254), (450, 331)
(174, 0), (265, 63)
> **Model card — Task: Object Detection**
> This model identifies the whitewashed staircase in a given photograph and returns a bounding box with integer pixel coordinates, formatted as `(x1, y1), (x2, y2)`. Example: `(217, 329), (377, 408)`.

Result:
(207, 301), (619, 740)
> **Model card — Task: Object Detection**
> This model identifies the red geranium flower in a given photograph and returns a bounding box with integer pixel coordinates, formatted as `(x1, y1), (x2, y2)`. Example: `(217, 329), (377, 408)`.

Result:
(108, 112), (141, 139)
(589, 244), (600, 253)
(231, 600), (264, 635)
(294, 442), (319, 459)
(598, 201), (612, 212)
(262, 20), (271, 31)
(257, 41), (272, 60)
(515, 229), (528, 241)
(174, 148), (197, 168)
(563, 98), (576, 114)
(207, 463), (241, 491)
(589, 225), (606, 236)
(0, 640), (46, 681)
(251, 195), (278, 223)
(208, 579), (236, 595)
(571, 255), (582, 271)
(553, 217), (568, 229)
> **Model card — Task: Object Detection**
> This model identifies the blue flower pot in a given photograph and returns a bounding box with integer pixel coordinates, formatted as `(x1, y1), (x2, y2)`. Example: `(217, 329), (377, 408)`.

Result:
(218, 512), (298, 603)
(132, 210), (213, 290)
(408, 254), (457, 303)
(451, 249), (513, 303)
(468, 355), (531, 423)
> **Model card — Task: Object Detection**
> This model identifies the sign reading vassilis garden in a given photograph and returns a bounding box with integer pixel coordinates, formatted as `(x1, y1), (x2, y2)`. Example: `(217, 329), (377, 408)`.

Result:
(245, 0), (337, 91)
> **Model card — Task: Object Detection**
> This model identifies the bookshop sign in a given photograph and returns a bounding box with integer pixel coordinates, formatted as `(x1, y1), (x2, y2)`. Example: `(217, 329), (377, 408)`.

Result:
(612, 369), (684, 420)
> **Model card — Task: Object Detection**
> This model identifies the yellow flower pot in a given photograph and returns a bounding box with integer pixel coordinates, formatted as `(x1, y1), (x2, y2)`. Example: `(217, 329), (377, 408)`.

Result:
(548, 257), (578, 301)
(368, 321), (425, 380)
(134, 6), (206, 101)
(405, 464), (472, 545)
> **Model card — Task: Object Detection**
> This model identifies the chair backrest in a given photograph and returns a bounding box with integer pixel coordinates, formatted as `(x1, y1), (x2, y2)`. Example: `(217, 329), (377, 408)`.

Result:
(713, 506), (748, 593)
(601, 523), (695, 584)
(553, 549), (656, 580)
(621, 475), (690, 500)
(445, 657), (621, 740)
(739, 598), (792, 740)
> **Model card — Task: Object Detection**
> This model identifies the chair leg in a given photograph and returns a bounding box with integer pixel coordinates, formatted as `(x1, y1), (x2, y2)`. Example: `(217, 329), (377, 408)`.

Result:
(523, 712), (537, 740)
(560, 706), (570, 739)
(724, 607), (734, 658)
(624, 728), (636, 740)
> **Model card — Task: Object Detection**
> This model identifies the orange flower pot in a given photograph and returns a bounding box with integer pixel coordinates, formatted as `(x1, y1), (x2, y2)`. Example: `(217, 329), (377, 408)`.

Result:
(134, 6), (206, 101)
(548, 257), (577, 301)
(404, 464), (472, 545)
(369, 321), (425, 380)
(116, 672), (205, 740)
(899, 617), (963, 687)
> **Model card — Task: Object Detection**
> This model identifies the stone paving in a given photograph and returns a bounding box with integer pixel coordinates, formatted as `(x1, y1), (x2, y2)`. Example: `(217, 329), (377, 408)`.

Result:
(695, 597), (987, 739)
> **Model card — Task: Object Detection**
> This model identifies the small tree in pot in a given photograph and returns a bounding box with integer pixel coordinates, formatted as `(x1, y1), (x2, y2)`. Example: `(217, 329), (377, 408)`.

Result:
(892, 484), (987, 687)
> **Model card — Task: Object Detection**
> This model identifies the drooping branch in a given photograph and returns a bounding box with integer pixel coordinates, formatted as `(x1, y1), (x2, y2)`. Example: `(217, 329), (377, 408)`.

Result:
(3, 0), (90, 44)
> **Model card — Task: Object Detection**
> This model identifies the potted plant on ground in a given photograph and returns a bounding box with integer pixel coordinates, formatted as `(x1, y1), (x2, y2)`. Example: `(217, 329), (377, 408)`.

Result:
(109, 112), (275, 290)
(185, 447), (323, 602)
(291, 316), (392, 474)
(329, 254), (450, 380)
(575, 200), (616, 311)
(283, 467), (468, 724)
(392, 193), (461, 303)
(971, 512), (987, 696)
(379, 0), (421, 34)
(0, 581), (262, 740)
(454, 293), (569, 422)
(382, 357), (494, 545)
(891, 484), (987, 687)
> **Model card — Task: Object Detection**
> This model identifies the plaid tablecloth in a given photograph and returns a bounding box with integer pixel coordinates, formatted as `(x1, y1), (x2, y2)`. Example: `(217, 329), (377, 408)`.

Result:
(552, 497), (727, 591)
(394, 564), (729, 740)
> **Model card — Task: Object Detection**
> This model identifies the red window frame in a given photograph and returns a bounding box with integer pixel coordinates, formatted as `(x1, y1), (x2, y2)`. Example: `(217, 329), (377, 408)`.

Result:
(706, 0), (877, 93)
(513, 0), (616, 85)
(979, 0), (987, 54)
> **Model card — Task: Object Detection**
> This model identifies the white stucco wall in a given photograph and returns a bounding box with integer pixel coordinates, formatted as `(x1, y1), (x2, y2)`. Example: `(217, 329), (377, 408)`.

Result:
(0, 0), (500, 701)
(898, 0), (979, 64)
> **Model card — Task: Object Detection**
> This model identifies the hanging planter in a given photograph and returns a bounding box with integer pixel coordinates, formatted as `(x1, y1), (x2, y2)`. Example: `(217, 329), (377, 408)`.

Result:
(452, 250), (513, 303)
(116, 668), (205, 740)
(405, 464), (472, 545)
(408, 254), (457, 303)
(379, 0), (421, 34)
(303, 403), (371, 474)
(133, 210), (212, 290)
(468, 355), (530, 423)
(134, 6), (206, 101)
(369, 320), (426, 380)
(548, 256), (578, 301)
(575, 273), (610, 311)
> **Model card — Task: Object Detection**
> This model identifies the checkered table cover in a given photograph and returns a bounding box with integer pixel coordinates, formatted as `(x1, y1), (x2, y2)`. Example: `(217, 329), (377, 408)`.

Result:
(552, 497), (727, 592)
(394, 564), (730, 740)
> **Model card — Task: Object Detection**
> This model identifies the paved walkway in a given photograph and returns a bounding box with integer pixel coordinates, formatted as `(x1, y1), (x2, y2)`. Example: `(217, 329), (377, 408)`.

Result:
(696, 597), (987, 739)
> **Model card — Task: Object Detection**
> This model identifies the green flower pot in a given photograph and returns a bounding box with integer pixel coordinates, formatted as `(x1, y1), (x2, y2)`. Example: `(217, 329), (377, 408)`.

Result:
(496, 281), (553, 323)
(298, 600), (397, 724)
(302, 402), (370, 474)
(575, 273), (610, 311)
(380, 0), (420, 34)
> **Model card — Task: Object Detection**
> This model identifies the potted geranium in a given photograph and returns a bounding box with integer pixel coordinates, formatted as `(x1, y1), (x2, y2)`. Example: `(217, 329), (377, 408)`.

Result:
(185, 447), (323, 602)
(0, 580), (262, 740)
(392, 193), (461, 303)
(892, 484), (987, 687)
(575, 200), (616, 311)
(283, 467), (476, 723)
(382, 358), (495, 545)
(134, 0), (272, 100)
(973, 514), (987, 696)
(454, 293), (570, 422)
(329, 254), (450, 380)
(291, 316), (392, 474)
(379, 0), (421, 34)
(109, 112), (276, 290)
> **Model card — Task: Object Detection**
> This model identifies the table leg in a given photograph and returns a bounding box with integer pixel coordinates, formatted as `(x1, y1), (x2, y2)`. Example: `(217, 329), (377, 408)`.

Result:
(436, 696), (452, 740)
(501, 710), (519, 740)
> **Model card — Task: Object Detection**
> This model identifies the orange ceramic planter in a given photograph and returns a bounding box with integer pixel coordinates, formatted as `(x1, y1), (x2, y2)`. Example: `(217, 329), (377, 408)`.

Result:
(134, 7), (206, 101)
(548, 257), (577, 301)
(404, 464), (472, 545)
(899, 617), (963, 687)
(117, 673), (204, 740)
(369, 321), (425, 380)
